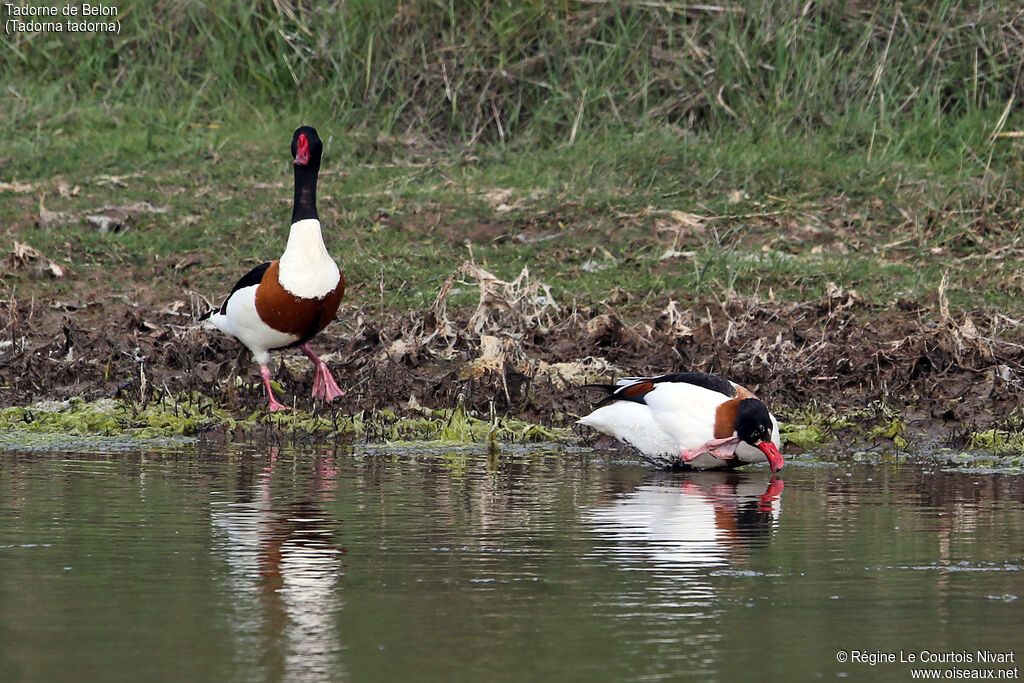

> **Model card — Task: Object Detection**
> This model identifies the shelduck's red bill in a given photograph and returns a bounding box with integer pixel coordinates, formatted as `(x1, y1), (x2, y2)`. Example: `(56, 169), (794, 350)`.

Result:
(293, 134), (310, 166)
(757, 441), (784, 473)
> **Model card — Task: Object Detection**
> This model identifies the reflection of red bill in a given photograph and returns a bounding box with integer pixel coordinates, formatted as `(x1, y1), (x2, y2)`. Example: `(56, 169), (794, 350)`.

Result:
(759, 476), (785, 513)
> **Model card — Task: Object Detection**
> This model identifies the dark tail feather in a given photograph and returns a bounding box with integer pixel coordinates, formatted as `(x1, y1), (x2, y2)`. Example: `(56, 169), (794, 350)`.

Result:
(581, 383), (621, 408)
(581, 381), (655, 408)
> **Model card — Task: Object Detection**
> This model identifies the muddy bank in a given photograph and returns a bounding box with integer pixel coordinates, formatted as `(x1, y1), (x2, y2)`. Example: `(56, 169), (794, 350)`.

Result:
(2, 262), (1023, 449)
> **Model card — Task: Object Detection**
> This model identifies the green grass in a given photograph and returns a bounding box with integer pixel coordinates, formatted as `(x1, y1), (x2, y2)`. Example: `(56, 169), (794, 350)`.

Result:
(2, 1), (1023, 322)
(4, 124), (1021, 322)
(6, 1), (1021, 144)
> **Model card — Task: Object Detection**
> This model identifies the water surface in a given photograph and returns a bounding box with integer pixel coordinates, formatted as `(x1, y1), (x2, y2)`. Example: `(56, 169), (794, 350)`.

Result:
(1, 447), (1021, 681)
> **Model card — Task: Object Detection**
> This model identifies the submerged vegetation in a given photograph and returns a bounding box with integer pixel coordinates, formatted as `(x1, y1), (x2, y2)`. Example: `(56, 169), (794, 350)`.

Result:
(777, 402), (851, 450)
(0, 394), (572, 447)
(967, 412), (1024, 455)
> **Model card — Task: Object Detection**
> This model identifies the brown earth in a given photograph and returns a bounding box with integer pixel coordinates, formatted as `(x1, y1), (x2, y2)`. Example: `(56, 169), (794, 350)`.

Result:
(2, 258), (1023, 449)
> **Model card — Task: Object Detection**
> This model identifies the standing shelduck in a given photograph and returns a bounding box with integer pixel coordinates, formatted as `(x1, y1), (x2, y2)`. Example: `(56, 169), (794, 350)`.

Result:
(578, 372), (783, 472)
(204, 126), (345, 411)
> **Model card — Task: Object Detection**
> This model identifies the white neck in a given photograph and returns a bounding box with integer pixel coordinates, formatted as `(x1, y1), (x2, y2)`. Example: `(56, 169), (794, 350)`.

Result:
(277, 218), (340, 299)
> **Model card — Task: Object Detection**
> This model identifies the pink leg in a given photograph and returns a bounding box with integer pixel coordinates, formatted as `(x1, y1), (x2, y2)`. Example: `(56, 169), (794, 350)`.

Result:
(259, 364), (290, 412)
(301, 343), (344, 401)
(680, 448), (704, 463)
(681, 436), (741, 463)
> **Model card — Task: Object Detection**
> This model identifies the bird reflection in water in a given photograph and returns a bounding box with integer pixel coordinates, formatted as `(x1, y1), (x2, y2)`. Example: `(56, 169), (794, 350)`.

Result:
(211, 448), (345, 682)
(584, 470), (784, 673)
(586, 472), (784, 581)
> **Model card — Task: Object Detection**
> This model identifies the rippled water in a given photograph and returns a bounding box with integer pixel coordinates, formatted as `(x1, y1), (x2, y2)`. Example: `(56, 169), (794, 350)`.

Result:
(1, 447), (1021, 681)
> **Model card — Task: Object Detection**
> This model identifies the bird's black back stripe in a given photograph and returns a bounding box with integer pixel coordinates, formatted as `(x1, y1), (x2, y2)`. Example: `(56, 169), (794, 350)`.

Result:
(644, 372), (736, 398)
(584, 372), (736, 408)
(219, 262), (272, 315)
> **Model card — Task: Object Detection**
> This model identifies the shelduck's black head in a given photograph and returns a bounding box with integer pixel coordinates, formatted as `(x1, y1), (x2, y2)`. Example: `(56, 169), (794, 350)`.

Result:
(290, 126), (323, 223)
(735, 398), (784, 472)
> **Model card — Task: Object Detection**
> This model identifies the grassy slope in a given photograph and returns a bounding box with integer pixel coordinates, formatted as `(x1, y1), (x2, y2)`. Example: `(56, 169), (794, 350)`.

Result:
(2, 1), (1023, 324)
(3, 122), (1022, 327)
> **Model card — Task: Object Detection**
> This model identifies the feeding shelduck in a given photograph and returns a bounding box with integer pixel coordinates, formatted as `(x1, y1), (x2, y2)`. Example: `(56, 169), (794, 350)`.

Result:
(578, 372), (783, 472)
(204, 126), (345, 412)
